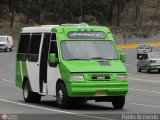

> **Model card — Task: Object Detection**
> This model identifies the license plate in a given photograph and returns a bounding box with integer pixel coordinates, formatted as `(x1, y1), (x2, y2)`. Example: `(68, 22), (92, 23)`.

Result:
(96, 90), (107, 96)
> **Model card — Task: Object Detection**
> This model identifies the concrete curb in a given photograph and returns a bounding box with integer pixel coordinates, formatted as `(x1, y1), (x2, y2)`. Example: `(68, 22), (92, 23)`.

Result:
(117, 42), (160, 49)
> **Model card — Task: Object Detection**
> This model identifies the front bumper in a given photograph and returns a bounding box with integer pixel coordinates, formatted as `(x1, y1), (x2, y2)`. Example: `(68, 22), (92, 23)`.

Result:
(148, 65), (160, 70)
(0, 46), (6, 50)
(66, 81), (128, 97)
(137, 53), (146, 56)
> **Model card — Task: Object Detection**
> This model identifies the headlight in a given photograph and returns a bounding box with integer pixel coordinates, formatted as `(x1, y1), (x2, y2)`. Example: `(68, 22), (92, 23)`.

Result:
(117, 74), (127, 81)
(70, 75), (84, 81)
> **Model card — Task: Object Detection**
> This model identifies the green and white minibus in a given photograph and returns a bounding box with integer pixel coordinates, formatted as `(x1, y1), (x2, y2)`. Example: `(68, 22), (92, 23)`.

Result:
(16, 23), (128, 109)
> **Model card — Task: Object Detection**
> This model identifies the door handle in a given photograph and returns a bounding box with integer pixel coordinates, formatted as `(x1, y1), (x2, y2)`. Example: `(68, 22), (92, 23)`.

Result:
(37, 64), (39, 66)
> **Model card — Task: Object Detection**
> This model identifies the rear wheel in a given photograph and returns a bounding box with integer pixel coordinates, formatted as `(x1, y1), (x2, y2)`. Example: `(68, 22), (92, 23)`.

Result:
(56, 83), (70, 108)
(112, 96), (125, 109)
(137, 64), (141, 72)
(23, 81), (41, 103)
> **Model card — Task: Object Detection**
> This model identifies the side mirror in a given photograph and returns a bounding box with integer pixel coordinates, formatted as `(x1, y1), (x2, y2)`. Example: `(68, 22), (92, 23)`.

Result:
(120, 53), (126, 62)
(49, 53), (56, 64)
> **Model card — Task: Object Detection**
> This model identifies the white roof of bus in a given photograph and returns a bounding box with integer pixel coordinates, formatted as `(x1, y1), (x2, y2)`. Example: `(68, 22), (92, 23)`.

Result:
(0, 35), (12, 38)
(22, 25), (59, 33)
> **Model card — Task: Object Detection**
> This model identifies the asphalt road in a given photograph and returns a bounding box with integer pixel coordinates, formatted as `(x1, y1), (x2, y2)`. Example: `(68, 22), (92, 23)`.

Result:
(0, 46), (160, 120)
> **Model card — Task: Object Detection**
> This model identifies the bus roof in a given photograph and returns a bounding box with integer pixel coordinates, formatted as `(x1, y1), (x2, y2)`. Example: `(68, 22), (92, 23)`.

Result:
(0, 35), (12, 38)
(21, 23), (110, 34)
(21, 25), (59, 33)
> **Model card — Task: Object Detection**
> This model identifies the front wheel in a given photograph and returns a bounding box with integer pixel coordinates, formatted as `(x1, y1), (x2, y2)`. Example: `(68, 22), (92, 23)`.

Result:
(10, 48), (12, 52)
(56, 83), (70, 108)
(137, 64), (141, 72)
(145, 66), (151, 73)
(112, 96), (125, 109)
(5, 47), (9, 52)
(23, 81), (41, 103)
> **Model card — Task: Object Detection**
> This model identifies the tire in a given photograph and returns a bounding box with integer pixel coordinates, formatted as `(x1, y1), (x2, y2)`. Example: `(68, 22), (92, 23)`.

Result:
(10, 48), (12, 52)
(56, 83), (70, 108)
(145, 66), (151, 73)
(112, 96), (125, 109)
(5, 47), (8, 52)
(137, 64), (141, 72)
(23, 81), (41, 103)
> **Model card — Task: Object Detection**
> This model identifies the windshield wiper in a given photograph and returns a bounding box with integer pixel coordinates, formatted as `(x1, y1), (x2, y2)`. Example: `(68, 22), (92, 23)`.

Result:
(89, 57), (107, 60)
(89, 57), (109, 60)
(66, 58), (89, 61)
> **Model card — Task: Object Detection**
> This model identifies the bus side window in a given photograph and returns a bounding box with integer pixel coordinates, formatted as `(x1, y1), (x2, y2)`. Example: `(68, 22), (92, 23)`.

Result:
(50, 41), (58, 58)
(7, 38), (9, 42)
(49, 33), (58, 67)
(51, 33), (56, 40)
(28, 34), (41, 62)
(17, 34), (30, 61)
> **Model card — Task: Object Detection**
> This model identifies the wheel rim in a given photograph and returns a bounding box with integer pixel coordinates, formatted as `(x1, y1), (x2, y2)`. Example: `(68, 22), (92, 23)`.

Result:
(23, 85), (28, 99)
(57, 89), (63, 104)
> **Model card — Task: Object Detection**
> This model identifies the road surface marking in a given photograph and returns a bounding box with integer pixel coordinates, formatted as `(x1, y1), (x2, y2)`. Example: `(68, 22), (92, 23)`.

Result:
(130, 103), (160, 108)
(128, 77), (160, 83)
(0, 78), (14, 83)
(125, 64), (130, 66)
(2, 78), (160, 113)
(0, 98), (114, 120)
(130, 88), (160, 94)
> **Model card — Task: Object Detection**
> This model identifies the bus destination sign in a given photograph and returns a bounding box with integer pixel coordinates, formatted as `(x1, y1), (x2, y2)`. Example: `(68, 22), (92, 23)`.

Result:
(67, 32), (106, 39)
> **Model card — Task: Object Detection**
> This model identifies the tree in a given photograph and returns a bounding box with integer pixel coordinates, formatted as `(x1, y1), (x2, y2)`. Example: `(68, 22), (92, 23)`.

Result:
(10, 0), (17, 27)
(153, 0), (160, 24)
(139, 0), (144, 26)
(38, 0), (47, 24)
(26, 0), (33, 24)
(133, 0), (138, 26)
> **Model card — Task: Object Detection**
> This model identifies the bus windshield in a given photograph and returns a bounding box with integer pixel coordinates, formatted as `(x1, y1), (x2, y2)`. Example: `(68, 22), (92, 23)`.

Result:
(61, 40), (119, 60)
